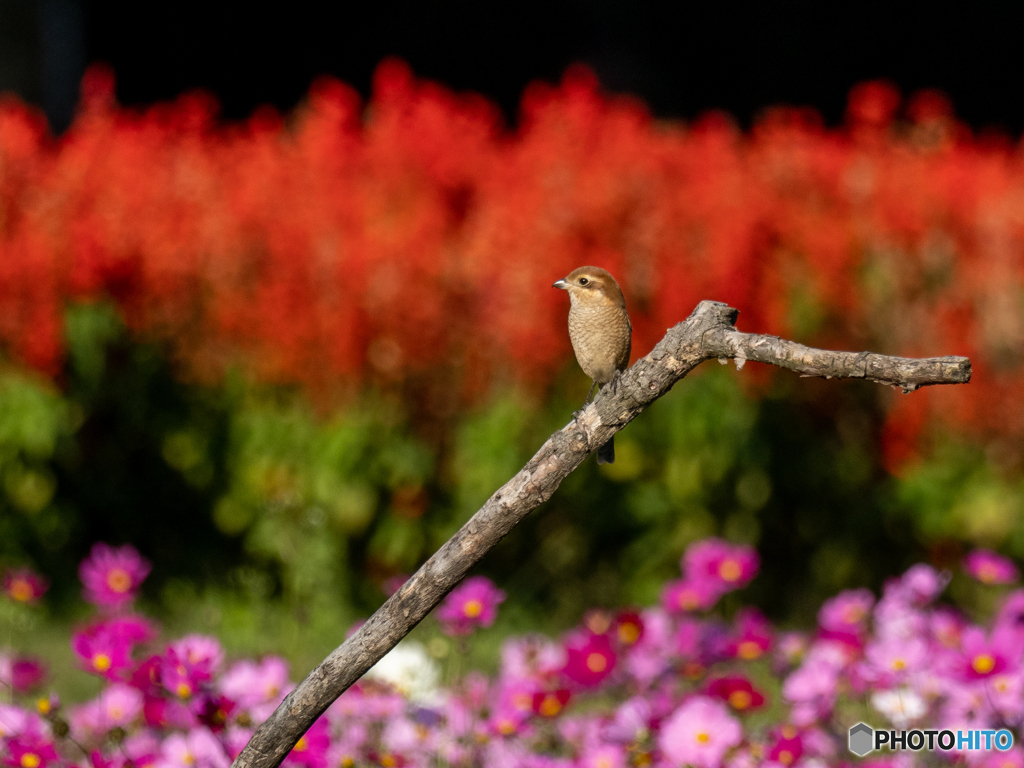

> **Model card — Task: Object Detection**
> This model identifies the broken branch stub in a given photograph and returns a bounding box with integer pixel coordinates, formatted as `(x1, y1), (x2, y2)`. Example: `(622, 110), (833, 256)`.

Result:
(232, 300), (970, 768)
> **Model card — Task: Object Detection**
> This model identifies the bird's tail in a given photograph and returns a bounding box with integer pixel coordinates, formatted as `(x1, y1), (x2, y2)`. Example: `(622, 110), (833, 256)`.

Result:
(597, 436), (615, 465)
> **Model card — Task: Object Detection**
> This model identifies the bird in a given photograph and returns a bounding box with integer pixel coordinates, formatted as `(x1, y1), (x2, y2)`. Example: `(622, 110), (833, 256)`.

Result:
(553, 266), (632, 464)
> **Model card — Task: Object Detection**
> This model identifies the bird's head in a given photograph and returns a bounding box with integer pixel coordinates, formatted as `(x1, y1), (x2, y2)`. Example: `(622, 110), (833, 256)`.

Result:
(553, 266), (626, 308)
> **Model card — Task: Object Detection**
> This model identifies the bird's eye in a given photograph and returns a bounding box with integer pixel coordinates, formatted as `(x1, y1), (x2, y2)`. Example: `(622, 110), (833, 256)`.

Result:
(579, 277), (589, 286)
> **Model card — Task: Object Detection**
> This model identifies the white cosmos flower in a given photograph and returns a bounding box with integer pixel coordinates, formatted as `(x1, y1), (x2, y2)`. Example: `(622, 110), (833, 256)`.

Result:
(364, 640), (442, 704)
(871, 687), (927, 727)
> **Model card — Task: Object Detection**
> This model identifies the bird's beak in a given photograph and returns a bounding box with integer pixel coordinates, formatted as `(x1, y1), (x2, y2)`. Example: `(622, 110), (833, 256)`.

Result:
(552, 279), (569, 290)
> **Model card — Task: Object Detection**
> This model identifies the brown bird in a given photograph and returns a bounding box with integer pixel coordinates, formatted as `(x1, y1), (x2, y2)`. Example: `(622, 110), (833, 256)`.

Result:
(553, 266), (632, 464)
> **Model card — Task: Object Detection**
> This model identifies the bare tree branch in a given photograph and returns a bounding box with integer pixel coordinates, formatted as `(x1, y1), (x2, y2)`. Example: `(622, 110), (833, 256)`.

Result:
(232, 300), (970, 768)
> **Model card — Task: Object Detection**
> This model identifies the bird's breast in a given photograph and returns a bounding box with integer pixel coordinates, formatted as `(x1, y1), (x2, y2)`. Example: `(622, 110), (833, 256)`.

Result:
(567, 303), (632, 384)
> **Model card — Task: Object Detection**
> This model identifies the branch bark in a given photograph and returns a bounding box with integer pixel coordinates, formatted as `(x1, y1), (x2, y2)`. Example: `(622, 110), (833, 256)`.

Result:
(232, 300), (971, 768)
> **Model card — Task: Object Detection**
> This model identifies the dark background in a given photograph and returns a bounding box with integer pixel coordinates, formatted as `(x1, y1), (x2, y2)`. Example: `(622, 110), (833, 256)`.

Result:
(1, 1), (1022, 135)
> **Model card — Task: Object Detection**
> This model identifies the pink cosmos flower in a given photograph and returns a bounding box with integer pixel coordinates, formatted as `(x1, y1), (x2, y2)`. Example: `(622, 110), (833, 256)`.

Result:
(284, 717), (331, 768)
(683, 538), (759, 594)
(964, 549), (1020, 585)
(0, 656), (46, 693)
(977, 746), (1024, 768)
(562, 631), (616, 687)
(726, 609), (773, 661)
(2, 734), (60, 768)
(499, 635), (565, 681)
(891, 563), (948, 604)
(602, 697), (652, 743)
(931, 607), (966, 648)
(489, 702), (530, 737)
(954, 626), (1017, 681)
(224, 726), (255, 761)
(774, 632), (808, 670)
(0, 703), (39, 738)
(767, 725), (803, 766)
(625, 608), (672, 685)
(71, 615), (156, 680)
(706, 675), (766, 712)
(532, 689), (571, 718)
(219, 657), (291, 722)
(79, 543), (151, 610)
(98, 683), (144, 728)
(817, 588), (874, 635)
(612, 610), (644, 647)
(659, 696), (742, 768)
(2, 568), (48, 604)
(579, 744), (626, 768)
(437, 575), (505, 636)
(661, 578), (722, 613)
(72, 626), (132, 680)
(155, 727), (230, 768)
(161, 635), (224, 700)
(863, 635), (928, 683)
(782, 644), (846, 725)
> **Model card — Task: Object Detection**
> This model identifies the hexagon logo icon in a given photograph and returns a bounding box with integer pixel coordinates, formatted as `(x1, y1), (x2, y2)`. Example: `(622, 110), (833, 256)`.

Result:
(849, 722), (874, 756)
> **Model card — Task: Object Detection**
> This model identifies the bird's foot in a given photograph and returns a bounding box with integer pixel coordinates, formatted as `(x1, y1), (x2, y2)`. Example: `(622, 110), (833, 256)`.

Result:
(607, 370), (624, 396)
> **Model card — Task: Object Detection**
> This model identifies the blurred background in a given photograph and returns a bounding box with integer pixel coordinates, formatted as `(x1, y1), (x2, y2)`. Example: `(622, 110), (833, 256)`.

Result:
(2, 0), (1024, 695)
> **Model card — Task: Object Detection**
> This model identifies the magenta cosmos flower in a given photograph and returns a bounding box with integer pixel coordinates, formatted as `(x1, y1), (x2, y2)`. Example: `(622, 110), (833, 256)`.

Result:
(79, 543), (151, 609)
(683, 538), (759, 595)
(705, 675), (766, 712)
(2, 733), (60, 768)
(658, 696), (742, 768)
(954, 626), (1017, 681)
(437, 576), (505, 636)
(964, 549), (1020, 585)
(562, 631), (616, 687)
(2, 568), (48, 604)
(661, 578), (722, 613)
(817, 588), (874, 636)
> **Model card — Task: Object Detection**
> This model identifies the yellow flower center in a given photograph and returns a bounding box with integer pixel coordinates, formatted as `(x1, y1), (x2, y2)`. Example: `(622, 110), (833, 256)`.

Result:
(696, 731), (711, 744)
(9, 580), (34, 602)
(737, 641), (762, 660)
(497, 719), (516, 735)
(463, 599), (483, 618)
(779, 750), (794, 765)
(596, 758), (612, 768)
(586, 652), (608, 673)
(93, 653), (112, 672)
(617, 622), (641, 645)
(176, 682), (193, 698)
(106, 568), (132, 593)
(892, 658), (906, 671)
(109, 705), (124, 720)
(978, 563), (1000, 584)
(539, 695), (562, 717)
(678, 590), (698, 610)
(973, 654), (996, 674)
(183, 753), (196, 766)
(36, 698), (50, 714)
(728, 690), (752, 709)
(781, 726), (797, 739)
(718, 560), (742, 582)
(380, 755), (396, 768)
(841, 605), (865, 624)
(294, 737), (307, 752)
(20, 754), (40, 768)
(512, 693), (532, 710)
